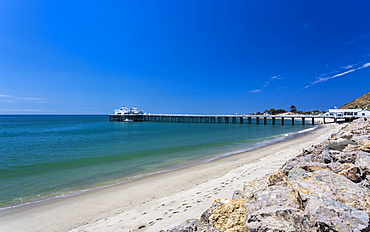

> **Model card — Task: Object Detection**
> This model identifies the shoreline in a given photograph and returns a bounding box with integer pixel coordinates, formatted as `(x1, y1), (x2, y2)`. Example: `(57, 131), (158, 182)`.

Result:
(0, 123), (316, 212)
(0, 123), (342, 232)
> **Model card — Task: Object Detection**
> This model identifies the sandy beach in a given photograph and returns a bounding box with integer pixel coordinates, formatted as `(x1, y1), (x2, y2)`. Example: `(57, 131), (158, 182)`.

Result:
(0, 122), (342, 232)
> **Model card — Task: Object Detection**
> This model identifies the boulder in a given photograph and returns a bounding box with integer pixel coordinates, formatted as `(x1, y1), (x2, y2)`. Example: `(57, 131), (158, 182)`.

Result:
(243, 182), (303, 215)
(163, 219), (198, 232)
(305, 197), (370, 232)
(163, 219), (222, 232)
(203, 199), (247, 232)
(341, 166), (363, 183)
(245, 207), (316, 231)
(287, 168), (370, 212)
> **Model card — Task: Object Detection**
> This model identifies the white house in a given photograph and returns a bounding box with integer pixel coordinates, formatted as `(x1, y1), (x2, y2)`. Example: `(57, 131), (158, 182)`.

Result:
(325, 108), (370, 117)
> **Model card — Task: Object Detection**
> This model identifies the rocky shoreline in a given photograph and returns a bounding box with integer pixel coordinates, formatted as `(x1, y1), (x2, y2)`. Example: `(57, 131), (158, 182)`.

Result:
(163, 118), (370, 232)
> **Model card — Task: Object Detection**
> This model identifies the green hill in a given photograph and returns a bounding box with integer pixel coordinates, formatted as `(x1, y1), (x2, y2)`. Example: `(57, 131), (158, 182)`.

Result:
(340, 92), (370, 109)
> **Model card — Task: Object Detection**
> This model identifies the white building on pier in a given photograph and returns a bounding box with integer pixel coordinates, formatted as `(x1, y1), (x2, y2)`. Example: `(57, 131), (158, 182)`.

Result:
(325, 108), (370, 117)
(114, 106), (144, 115)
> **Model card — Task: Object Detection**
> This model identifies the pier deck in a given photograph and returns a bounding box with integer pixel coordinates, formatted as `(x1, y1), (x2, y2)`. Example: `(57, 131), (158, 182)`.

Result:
(109, 114), (351, 125)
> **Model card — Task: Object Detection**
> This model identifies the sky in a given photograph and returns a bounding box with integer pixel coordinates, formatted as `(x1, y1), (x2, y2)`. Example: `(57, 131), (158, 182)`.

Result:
(1, 0), (370, 115)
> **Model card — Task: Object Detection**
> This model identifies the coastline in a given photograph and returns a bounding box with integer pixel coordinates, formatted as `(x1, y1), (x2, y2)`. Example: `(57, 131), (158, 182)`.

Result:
(0, 123), (342, 232)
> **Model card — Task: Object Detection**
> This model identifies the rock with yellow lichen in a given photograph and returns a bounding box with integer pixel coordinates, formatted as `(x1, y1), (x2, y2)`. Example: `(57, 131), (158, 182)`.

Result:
(203, 199), (247, 232)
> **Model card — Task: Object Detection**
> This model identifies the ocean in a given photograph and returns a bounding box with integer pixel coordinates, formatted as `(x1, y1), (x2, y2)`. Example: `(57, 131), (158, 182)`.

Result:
(0, 115), (315, 210)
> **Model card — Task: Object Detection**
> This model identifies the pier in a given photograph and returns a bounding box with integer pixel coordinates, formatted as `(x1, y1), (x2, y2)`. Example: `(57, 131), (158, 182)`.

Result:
(109, 114), (344, 125)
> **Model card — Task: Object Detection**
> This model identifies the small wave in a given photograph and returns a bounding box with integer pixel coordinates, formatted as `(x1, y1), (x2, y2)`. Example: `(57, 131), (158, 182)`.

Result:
(205, 125), (319, 162)
(0, 189), (92, 212)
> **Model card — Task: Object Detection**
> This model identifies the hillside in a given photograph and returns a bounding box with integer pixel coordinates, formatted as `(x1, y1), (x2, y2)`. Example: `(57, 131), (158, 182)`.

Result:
(340, 92), (370, 109)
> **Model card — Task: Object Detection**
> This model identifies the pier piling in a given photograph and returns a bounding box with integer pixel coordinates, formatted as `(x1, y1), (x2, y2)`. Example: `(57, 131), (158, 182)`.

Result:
(110, 114), (338, 126)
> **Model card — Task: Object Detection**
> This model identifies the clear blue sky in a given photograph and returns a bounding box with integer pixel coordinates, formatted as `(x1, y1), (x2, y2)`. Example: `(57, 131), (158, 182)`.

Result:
(1, 0), (369, 114)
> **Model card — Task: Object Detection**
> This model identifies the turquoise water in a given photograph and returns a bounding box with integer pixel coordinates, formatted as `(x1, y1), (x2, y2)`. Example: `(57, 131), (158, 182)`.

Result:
(0, 115), (314, 209)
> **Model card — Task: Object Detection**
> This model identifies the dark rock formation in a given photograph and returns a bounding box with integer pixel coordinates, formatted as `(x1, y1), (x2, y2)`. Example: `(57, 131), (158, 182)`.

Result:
(164, 118), (370, 232)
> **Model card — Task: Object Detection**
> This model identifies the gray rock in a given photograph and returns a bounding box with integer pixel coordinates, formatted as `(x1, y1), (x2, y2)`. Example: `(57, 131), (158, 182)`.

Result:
(342, 166), (363, 183)
(164, 219), (221, 232)
(243, 184), (303, 214)
(329, 151), (357, 164)
(232, 190), (243, 199)
(245, 207), (316, 231)
(288, 168), (370, 212)
(321, 150), (332, 163)
(355, 151), (370, 168)
(351, 135), (370, 144)
(324, 140), (357, 151)
(305, 197), (370, 232)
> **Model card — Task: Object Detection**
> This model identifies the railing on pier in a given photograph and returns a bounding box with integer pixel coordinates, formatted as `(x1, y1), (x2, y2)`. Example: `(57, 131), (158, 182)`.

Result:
(109, 114), (355, 125)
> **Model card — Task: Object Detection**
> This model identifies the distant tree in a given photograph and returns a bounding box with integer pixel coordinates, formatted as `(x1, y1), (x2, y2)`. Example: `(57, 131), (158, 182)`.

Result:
(265, 108), (276, 115)
(254, 111), (262, 115)
(289, 105), (297, 113)
(265, 108), (286, 115)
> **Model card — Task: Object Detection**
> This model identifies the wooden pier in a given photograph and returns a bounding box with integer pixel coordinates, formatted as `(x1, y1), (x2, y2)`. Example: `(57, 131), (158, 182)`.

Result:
(109, 114), (341, 125)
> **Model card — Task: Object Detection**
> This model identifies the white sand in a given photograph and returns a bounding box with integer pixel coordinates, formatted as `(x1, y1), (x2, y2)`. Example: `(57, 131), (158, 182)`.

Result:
(0, 123), (342, 232)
